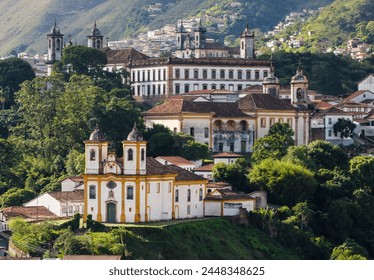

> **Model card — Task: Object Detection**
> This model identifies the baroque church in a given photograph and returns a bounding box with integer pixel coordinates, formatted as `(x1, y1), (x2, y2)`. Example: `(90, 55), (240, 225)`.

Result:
(83, 124), (263, 223)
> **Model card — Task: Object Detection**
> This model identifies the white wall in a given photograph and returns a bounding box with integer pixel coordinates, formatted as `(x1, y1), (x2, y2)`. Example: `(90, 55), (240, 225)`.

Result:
(358, 76), (374, 92)
(204, 201), (222, 216)
(24, 193), (61, 217)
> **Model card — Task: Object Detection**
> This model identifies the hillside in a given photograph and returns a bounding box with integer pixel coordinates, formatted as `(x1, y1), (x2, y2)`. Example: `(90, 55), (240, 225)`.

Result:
(0, 0), (333, 56)
(119, 218), (299, 259)
(302, 0), (374, 50)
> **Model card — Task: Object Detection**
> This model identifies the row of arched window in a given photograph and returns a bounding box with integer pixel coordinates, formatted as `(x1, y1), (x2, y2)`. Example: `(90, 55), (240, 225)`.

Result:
(89, 148), (145, 162)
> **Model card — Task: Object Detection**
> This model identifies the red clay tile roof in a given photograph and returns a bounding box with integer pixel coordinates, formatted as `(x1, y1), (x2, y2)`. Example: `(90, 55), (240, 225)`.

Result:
(213, 152), (242, 158)
(103, 47), (149, 64)
(205, 189), (255, 201)
(62, 176), (84, 183)
(48, 190), (84, 202)
(343, 90), (369, 102)
(238, 93), (296, 111)
(146, 157), (205, 181)
(315, 100), (333, 110)
(1, 206), (57, 220)
(144, 96), (249, 118)
(193, 163), (214, 172)
(206, 182), (232, 189)
(156, 156), (195, 166)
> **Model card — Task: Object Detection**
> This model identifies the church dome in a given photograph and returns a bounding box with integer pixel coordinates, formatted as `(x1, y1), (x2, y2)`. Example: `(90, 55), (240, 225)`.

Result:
(263, 72), (279, 84)
(291, 69), (308, 82)
(90, 22), (102, 37)
(127, 123), (143, 141)
(50, 22), (61, 35)
(89, 128), (105, 141)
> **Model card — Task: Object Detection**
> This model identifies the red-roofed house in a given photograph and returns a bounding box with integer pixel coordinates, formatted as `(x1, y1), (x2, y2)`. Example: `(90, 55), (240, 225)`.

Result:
(155, 156), (196, 171)
(0, 206), (57, 223)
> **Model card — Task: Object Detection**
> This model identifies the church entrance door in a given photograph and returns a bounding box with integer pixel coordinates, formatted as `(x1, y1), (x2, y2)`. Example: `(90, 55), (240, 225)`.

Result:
(107, 203), (116, 223)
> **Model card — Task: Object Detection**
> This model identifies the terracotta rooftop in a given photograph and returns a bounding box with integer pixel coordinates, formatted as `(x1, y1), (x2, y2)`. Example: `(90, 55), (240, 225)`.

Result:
(343, 90), (371, 102)
(146, 157), (206, 181)
(193, 163), (214, 172)
(62, 176), (83, 183)
(1, 206), (57, 220)
(48, 190), (84, 202)
(144, 96), (249, 118)
(213, 152), (242, 158)
(312, 106), (353, 118)
(206, 182), (232, 189)
(103, 47), (149, 64)
(156, 156), (195, 166)
(205, 189), (255, 201)
(238, 93), (296, 111)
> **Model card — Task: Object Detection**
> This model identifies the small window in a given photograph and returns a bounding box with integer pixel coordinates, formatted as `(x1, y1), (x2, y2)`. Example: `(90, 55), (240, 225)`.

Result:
(199, 188), (203, 201)
(187, 189), (191, 202)
(89, 185), (96, 199)
(194, 69), (198, 79)
(255, 71), (260, 80)
(204, 127), (209, 138)
(190, 127), (195, 137)
(212, 70), (216, 79)
(270, 118), (275, 127)
(69, 205), (73, 214)
(220, 70), (225, 79)
(264, 71), (268, 78)
(279, 118), (284, 123)
(157, 183), (160, 193)
(168, 182), (172, 193)
(328, 130), (332, 137)
(260, 118), (266, 128)
(127, 186), (134, 200)
(187, 205), (191, 215)
(229, 70), (234, 79)
(175, 69), (180, 79)
(328, 118), (332, 125)
(287, 118), (293, 127)
(141, 148), (145, 161)
(175, 189), (179, 202)
(238, 71), (242, 80)
(90, 149), (96, 161)
(128, 149), (133, 161)
(175, 84), (180, 94)
(246, 70), (251, 80)
(238, 85), (242, 91)
(185, 69), (189, 79)
(184, 84), (190, 93)
(203, 70), (207, 79)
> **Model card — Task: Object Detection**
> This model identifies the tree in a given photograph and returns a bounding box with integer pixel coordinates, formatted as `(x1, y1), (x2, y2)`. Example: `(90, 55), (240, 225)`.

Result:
(0, 57), (35, 108)
(252, 123), (295, 163)
(349, 155), (374, 193)
(306, 140), (349, 170)
(60, 46), (107, 75)
(282, 145), (317, 171)
(212, 158), (249, 191)
(248, 159), (317, 206)
(0, 138), (21, 195)
(331, 239), (368, 260)
(0, 188), (35, 207)
(333, 118), (356, 144)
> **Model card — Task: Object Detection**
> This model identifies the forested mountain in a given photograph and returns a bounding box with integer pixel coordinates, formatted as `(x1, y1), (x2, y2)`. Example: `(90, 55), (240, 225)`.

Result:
(0, 0), (333, 56)
(301, 0), (374, 50)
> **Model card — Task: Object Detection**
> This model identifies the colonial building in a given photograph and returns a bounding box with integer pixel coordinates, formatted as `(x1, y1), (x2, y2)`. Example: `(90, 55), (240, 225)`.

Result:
(143, 70), (312, 153)
(83, 125), (207, 223)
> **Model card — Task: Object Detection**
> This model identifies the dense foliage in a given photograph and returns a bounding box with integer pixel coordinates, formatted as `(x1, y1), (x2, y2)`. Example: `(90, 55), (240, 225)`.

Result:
(258, 51), (374, 95)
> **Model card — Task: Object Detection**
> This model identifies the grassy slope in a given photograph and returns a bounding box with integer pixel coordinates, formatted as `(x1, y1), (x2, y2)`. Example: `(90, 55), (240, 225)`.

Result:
(98, 218), (299, 260)
(0, 0), (333, 56)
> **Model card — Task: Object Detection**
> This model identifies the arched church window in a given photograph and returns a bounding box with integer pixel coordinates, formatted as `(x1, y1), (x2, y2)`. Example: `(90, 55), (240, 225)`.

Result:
(56, 39), (60, 50)
(128, 149), (133, 161)
(97, 40), (101, 49)
(49, 39), (51, 49)
(241, 41), (244, 49)
(90, 149), (96, 161)
(187, 189), (191, 202)
(297, 88), (303, 99)
(141, 149), (145, 161)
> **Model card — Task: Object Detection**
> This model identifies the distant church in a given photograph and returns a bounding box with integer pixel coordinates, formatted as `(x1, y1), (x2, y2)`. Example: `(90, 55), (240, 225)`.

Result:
(45, 21), (104, 75)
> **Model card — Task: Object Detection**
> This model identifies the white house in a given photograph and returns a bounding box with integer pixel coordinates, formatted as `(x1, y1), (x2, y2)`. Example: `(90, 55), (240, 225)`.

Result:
(61, 176), (84, 192)
(358, 74), (374, 92)
(24, 190), (84, 218)
(155, 156), (196, 171)
(213, 152), (242, 164)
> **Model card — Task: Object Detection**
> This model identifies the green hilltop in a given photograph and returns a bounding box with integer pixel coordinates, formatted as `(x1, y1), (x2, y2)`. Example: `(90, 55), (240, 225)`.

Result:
(0, 0), (333, 56)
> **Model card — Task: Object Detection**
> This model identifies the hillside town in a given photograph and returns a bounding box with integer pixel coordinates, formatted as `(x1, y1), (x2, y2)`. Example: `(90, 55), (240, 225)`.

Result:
(0, 2), (374, 262)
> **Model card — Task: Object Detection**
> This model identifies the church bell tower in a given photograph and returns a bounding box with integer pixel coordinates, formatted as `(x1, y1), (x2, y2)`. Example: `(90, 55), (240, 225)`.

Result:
(87, 21), (104, 50)
(46, 21), (64, 76)
(240, 21), (255, 59)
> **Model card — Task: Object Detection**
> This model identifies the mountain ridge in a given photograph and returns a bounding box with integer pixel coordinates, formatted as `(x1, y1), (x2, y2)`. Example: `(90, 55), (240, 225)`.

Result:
(0, 0), (333, 56)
